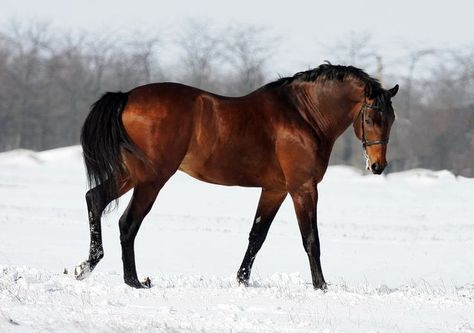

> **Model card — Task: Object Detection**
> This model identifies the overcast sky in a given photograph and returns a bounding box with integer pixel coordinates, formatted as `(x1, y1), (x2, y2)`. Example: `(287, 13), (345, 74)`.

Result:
(3, 0), (473, 77)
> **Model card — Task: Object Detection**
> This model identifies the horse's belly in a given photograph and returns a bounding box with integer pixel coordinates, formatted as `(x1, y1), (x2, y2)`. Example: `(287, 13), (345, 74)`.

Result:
(178, 166), (253, 186)
(179, 151), (284, 188)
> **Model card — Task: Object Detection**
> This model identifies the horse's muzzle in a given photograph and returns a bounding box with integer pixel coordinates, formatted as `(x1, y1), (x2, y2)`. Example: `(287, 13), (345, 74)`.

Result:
(370, 162), (386, 175)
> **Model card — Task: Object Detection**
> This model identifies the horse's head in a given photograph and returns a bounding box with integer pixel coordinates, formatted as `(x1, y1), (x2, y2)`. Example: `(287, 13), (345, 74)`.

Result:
(353, 84), (399, 174)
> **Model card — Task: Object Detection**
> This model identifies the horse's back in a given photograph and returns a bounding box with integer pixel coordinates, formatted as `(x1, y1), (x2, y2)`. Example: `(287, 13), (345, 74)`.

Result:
(179, 91), (286, 187)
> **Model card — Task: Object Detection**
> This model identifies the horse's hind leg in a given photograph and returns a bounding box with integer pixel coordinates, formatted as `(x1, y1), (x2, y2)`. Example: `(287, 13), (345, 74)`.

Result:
(75, 178), (131, 280)
(237, 189), (287, 285)
(119, 181), (165, 288)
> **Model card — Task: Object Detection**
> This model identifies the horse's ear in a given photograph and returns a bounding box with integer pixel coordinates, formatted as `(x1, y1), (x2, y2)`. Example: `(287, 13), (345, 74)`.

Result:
(388, 84), (399, 97)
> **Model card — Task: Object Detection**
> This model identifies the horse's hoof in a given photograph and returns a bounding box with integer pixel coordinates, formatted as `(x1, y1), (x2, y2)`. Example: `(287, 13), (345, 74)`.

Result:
(315, 282), (328, 291)
(125, 277), (152, 289)
(236, 275), (249, 287)
(74, 260), (91, 280)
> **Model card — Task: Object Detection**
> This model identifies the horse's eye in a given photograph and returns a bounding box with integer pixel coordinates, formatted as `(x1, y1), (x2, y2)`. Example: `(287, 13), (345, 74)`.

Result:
(365, 118), (373, 125)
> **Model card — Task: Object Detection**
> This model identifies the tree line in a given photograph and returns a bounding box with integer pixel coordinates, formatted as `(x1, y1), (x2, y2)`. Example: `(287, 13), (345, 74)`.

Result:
(0, 21), (472, 176)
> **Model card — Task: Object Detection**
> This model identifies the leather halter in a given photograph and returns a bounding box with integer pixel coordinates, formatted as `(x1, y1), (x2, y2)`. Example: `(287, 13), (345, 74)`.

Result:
(357, 102), (389, 147)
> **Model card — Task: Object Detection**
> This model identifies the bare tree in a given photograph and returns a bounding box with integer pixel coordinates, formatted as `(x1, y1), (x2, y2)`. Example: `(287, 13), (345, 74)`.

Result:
(175, 20), (223, 92)
(222, 25), (276, 96)
(0, 19), (473, 177)
(1, 20), (53, 150)
(323, 32), (381, 73)
(0, 20), (166, 151)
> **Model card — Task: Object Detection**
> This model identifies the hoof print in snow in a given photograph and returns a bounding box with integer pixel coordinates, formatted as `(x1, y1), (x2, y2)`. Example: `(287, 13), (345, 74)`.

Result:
(8, 318), (19, 326)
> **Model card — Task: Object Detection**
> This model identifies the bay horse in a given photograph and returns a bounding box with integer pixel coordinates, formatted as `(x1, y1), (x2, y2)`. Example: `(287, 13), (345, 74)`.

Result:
(75, 64), (398, 289)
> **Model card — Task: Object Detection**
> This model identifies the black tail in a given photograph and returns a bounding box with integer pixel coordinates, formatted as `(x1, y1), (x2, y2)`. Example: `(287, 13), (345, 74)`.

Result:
(80, 92), (140, 209)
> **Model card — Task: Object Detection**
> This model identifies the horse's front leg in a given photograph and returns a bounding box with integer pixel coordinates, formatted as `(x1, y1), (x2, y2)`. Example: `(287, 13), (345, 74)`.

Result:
(290, 180), (327, 290)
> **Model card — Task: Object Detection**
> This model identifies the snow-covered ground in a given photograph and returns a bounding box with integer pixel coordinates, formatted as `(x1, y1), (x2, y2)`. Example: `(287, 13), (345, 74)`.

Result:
(0, 146), (473, 332)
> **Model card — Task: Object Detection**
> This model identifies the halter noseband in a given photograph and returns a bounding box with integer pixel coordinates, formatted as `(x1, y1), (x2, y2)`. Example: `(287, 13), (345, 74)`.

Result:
(358, 102), (389, 147)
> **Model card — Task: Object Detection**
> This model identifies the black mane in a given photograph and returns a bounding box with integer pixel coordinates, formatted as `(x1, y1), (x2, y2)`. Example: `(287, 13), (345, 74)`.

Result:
(265, 63), (383, 98)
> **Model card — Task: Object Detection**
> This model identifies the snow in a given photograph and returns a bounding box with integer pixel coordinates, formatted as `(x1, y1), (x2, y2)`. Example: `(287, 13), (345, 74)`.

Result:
(0, 146), (473, 332)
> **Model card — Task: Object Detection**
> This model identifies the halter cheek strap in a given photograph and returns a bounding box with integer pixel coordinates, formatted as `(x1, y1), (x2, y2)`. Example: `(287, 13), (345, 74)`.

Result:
(359, 102), (389, 147)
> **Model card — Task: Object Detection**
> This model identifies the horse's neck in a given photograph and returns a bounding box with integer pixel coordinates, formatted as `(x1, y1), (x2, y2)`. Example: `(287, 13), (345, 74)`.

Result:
(285, 82), (361, 142)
